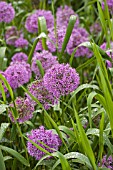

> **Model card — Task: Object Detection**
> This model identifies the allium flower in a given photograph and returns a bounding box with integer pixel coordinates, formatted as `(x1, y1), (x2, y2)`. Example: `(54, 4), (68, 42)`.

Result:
(12, 52), (28, 62)
(102, 0), (113, 14)
(27, 80), (57, 110)
(5, 62), (31, 89)
(0, 2), (15, 23)
(67, 27), (92, 58)
(31, 50), (58, 78)
(47, 26), (67, 53)
(9, 97), (34, 123)
(100, 42), (113, 67)
(35, 39), (43, 52)
(15, 37), (28, 48)
(25, 10), (54, 33)
(5, 26), (19, 45)
(56, 5), (79, 28)
(43, 63), (80, 98)
(27, 126), (62, 160)
(98, 155), (113, 169)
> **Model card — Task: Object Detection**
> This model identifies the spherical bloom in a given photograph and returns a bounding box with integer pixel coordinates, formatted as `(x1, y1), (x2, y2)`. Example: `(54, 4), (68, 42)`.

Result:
(56, 5), (79, 28)
(102, 0), (113, 14)
(9, 97), (34, 123)
(25, 10), (54, 33)
(43, 63), (80, 98)
(67, 27), (92, 58)
(5, 26), (19, 45)
(27, 126), (62, 160)
(47, 26), (67, 53)
(5, 62), (31, 89)
(0, 2), (15, 23)
(12, 52), (28, 62)
(31, 50), (58, 78)
(100, 42), (113, 67)
(98, 155), (113, 169)
(27, 80), (57, 110)
(15, 37), (28, 48)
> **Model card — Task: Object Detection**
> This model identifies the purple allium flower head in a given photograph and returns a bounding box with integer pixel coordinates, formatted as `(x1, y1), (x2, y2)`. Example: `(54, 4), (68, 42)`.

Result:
(5, 26), (19, 45)
(27, 80), (58, 110)
(0, 2), (15, 23)
(43, 63), (80, 98)
(27, 126), (62, 160)
(12, 52), (28, 62)
(25, 10), (54, 33)
(98, 155), (113, 169)
(102, 0), (113, 14)
(100, 42), (113, 68)
(67, 27), (92, 58)
(15, 37), (28, 48)
(9, 97), (34, 123)
(5, 62), (31, 89)
(56, 5), (79, 28)
(47, 26), (67, 53)
(31, 50), (58, 78)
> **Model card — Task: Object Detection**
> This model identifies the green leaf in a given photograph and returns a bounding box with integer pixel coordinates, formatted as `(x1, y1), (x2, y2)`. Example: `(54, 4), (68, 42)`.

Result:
(0, 123), (10, 140)
(0, 145), (30, 167)
(59, 15), (77, 61)
(0, 104), (8, 115)
(52, 152), (92, 170)
(0, 149), (6, 170)
(0, 47), (6, 71)
(36, 60), (45, 77)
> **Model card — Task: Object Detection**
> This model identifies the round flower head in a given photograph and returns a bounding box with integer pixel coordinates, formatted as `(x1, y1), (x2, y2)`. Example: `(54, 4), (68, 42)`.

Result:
(27, 126), (62, 160)
(56, 5), (79, 28)
(47, 26), (67, 53)
(100, 42), (113, 68)
(43, 63), (80, 98)
(67, 27), (92, 58)
(15, 37), (28, 48)
(102, 0), (113, 14)
(27, 80), (57, 110)
(5, 26), (19, 46)
(25, 10), (54, 33)
(5, 62), (31, 89)
(0, 2), (15, 23)
(31, 50), (58, 78)
(98, 155), (113, 169)
(12, 52), (28, 62)
(9, 97), (34, 123)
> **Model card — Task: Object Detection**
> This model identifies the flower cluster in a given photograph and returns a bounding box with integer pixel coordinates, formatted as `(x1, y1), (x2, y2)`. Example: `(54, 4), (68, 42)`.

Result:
(15, 37), (28, 48)
(47, 26), (67, 53)
(102, 0), (113, 14)
(12, 52), (28, 62)
(25, 10), (54, 33)
(27, 126), (62, 160)
(5, 26), (19, 46)
(5, 62), (31, 89)
(100, 42), (113, 68)
(67, 28), (92, 58)
(0, 2), (15, 23)
(31, 50), (58, 78)
(27, 80), (57, 110)
(9, 97), (34, 123)
(43, 63), (80, 98)
(90, 22), (102, 36)
(98, 155), (113, 169)
(56, 5), (79, 28)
